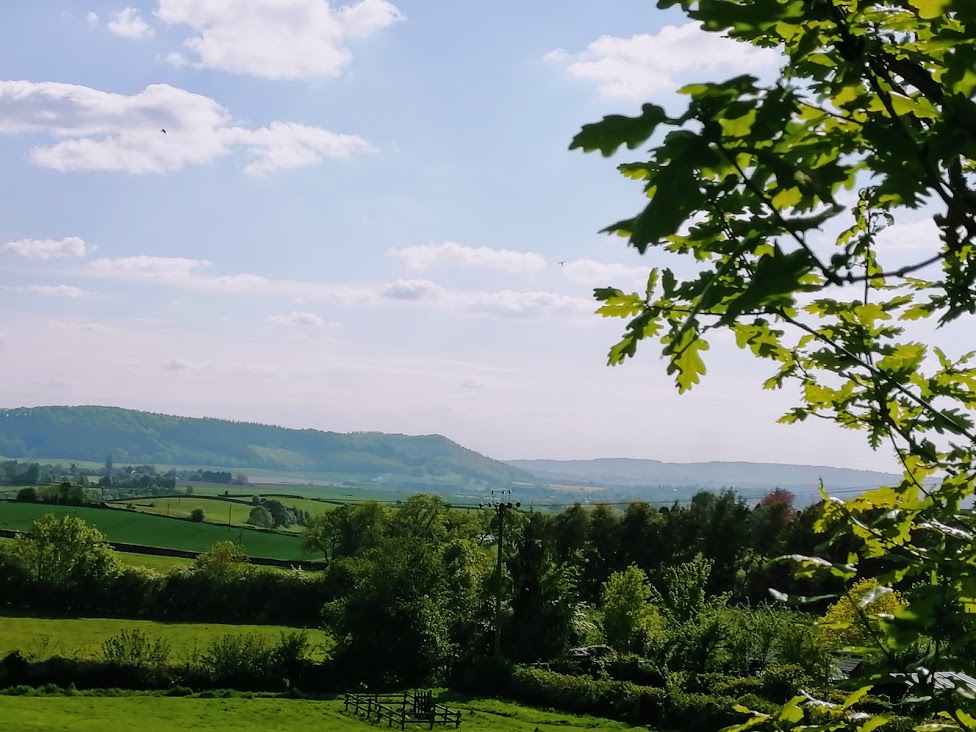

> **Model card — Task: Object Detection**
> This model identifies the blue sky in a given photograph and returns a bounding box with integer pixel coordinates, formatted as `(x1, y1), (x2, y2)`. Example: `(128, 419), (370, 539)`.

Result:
(0, 1), (944, 471)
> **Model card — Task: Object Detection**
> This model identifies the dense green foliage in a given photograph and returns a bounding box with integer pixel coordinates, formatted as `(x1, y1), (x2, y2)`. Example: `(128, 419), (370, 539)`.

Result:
(0, 531), (326, 625)
(574, 0), (976, 728)
(0, 496), (928, 727)
(0, 405), (529, 487)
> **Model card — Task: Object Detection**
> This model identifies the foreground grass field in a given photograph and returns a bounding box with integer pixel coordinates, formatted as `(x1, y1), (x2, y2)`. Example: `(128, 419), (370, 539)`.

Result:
(0, 503), (305, 560)
(0, 613), (332, 662)
(0, 695), (642, 732)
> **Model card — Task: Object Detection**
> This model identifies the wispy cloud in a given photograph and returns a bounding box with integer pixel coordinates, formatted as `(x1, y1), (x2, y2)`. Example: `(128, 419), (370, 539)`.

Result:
(0, 81), (373, 175)
(82, 255), (593, 319)
(2, 237), (93, 259)
(546, 22), (779, 100)
(389, 241), (547, 273)
(560, 259), (648, 288)
(5, 285), (90, 298)
(155, 0), (402, 80)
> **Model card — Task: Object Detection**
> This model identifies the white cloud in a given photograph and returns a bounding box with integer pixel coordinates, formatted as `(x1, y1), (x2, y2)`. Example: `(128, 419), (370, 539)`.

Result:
(0, 81), (372, 175)
(4, 285), (89, 297)
(459, 290), (593, 319)
(107, 8), (154, 39)
(389, 241), (547, 273)
(222, 122), (373, 175)
(266, 311), (338, 328)
(561, 259), (648, 288)
(155, 0), (402, 80)
(876, 217), (941, 253)
(1, 237), (92, 259)
(86, 11), (99, 25)
(548, 22), (780, 100)
(381, 278), (445, 301)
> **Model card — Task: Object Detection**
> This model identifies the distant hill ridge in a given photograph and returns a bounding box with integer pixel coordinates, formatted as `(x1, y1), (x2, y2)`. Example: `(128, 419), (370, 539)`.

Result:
(0, 405), (530, 487)
(505, 457), (900, 492)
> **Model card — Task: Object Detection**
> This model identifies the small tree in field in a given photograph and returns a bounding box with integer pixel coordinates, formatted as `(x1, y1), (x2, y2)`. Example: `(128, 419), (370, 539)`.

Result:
(247, 505), (273, 528)
(194, 541), (248, 581)
(189, 507), (205, 523)
(15, 487), (37, 503)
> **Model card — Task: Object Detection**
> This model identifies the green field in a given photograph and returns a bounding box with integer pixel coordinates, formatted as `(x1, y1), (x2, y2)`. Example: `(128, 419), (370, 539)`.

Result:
(114, 496), (308, 533)
(189, 480), (423, 504)
(0, 695), (641, 732)
(0, 613), (332, 662)
(116, 551), (195, 572)
(0, 503), (307, 560)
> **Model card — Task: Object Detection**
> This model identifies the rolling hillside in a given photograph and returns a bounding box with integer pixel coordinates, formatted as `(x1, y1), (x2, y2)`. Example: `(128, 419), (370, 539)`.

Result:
(0, 406), (530, 487)
(506, 457), (900, 496)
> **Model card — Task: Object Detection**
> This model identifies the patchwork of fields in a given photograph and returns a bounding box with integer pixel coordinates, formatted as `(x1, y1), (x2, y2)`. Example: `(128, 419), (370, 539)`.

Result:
(0, 502), (306, 560)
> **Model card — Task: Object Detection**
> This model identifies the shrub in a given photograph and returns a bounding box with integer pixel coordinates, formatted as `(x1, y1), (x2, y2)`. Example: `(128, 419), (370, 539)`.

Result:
(604, 654), (666, 686)
(194, 633), (273, 681)
(189, 632), (310, 690)
(188, 507), (205, 522)
(509, 666), (641, 720)
(100, 629), (171, 668)
(761, 663), (811, 702)
(2, 650), (29, 683)
(15, 487), (37, 502)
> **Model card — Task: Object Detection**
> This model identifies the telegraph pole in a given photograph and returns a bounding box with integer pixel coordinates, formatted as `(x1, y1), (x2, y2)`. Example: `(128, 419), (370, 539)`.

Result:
(480, 489), (520, 658)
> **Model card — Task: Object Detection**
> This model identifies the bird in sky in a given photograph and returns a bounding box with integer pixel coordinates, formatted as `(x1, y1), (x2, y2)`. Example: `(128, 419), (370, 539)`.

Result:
(161, 129), (167, 134)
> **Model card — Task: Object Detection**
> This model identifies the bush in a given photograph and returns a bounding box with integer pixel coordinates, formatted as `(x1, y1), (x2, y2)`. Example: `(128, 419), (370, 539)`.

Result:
(604, 654), (666, 686)
(2, 650), (30, 684)
(189, 508), (205, 523)
(510, 666), (640, 720)
(761, 663), (811, 702)
(458, 661), (757, 730)
(15, 487), (37, 502)
(697, 672), (763, 697)
(100, 629), (171, 669)
(188, 631), (311, 690)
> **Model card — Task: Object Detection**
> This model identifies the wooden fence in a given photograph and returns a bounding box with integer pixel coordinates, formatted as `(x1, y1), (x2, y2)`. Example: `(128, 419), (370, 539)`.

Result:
(343, 691), (461, 729)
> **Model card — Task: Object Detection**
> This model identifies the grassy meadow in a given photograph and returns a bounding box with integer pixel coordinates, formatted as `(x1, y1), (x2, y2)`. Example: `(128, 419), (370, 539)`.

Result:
(0, 694), (643, 732)
(114, 496), (304, 532)
(0, 613), (333, 663)
(0, 503), (306, 560)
